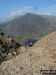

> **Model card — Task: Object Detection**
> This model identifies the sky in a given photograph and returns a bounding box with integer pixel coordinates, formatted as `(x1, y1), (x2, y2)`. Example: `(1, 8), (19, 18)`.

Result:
(0, 0), (56, 21)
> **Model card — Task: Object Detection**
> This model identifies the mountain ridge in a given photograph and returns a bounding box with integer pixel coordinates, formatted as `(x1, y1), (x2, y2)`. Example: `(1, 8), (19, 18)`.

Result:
(0, 13), (56, 38)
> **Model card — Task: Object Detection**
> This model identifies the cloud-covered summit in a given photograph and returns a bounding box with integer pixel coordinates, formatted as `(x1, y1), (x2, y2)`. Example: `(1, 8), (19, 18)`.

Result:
(11, 6), (32, 16)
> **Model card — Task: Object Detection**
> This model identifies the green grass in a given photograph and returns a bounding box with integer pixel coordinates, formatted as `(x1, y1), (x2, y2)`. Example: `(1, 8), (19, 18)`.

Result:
(15, 36), (38, 43)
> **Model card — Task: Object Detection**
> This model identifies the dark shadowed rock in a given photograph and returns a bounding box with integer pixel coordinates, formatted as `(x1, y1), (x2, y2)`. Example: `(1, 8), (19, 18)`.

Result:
(0, 29), (21, 63)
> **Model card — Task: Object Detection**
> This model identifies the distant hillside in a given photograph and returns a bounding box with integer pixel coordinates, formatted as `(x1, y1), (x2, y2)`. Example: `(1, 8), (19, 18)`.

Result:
(0, 13), (56, 38)
(0, 23), (6, 29)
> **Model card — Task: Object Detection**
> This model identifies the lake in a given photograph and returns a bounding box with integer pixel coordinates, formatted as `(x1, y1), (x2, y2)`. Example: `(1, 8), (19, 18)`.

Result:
(21, 40), (38, 47)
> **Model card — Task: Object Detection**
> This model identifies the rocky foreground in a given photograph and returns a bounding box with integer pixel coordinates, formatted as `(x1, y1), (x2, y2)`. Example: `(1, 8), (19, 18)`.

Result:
(0, 31), (56, 75)
(0, 29), (21, 62)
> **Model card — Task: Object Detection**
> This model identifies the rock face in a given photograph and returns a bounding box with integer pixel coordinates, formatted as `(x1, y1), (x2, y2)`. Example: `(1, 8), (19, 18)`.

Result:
(0, 31), (56, 75)
(0, 29), (21, 60)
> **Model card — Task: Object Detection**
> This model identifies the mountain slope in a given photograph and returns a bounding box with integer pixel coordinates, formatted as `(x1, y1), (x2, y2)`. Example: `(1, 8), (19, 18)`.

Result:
(0, 31), (56, 75)
(2, 13), (56, 38)
(0, 13), (56, 38)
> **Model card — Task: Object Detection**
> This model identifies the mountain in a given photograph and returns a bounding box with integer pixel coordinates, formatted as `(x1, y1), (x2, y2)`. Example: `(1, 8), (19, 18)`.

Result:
(0, 23), (6, 29)
(1, 13), (56, 38)
(0, 31), (56, 75)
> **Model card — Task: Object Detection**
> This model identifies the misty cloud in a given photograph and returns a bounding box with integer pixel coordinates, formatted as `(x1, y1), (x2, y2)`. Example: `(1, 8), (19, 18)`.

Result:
(11, 6), (32, 16)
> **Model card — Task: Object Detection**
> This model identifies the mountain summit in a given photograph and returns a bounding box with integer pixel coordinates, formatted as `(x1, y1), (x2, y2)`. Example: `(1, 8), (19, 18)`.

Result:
(0, 13), (56, 38)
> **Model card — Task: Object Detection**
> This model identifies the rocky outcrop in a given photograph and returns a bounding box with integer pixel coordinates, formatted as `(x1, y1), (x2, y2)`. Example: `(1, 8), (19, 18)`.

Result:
(0, 31), (56, 75)
(0, 29), (21, 61)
